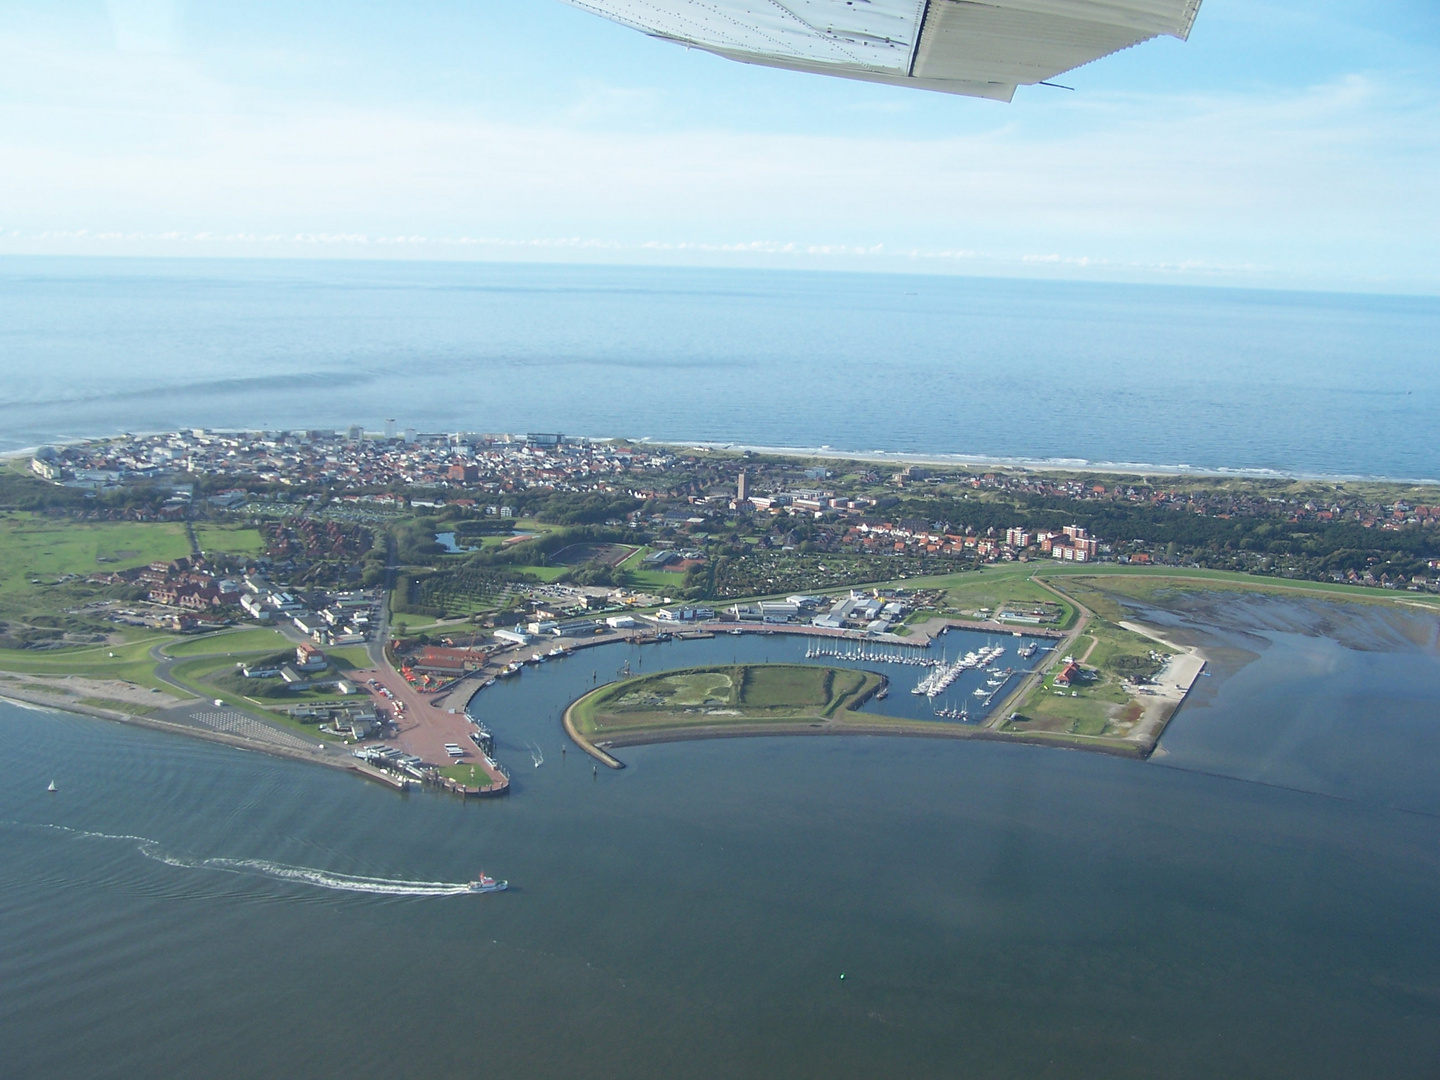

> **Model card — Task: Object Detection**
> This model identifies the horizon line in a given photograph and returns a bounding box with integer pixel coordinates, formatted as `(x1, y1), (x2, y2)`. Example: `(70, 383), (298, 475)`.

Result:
(0, 248), (1436, 301)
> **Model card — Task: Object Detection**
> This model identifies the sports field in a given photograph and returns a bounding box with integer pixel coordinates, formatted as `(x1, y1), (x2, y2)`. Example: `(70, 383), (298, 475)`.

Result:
(0, 513), (190, 599)
(548, 542), (637, 568)
(194, 525), (265, 556)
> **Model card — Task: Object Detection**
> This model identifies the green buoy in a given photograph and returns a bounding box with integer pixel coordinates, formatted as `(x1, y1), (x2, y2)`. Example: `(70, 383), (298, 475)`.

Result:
(839, 973), (846, 981)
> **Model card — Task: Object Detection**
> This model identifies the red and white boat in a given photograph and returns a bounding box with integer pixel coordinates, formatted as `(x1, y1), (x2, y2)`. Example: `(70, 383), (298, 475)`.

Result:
(467, 871), (508, 894)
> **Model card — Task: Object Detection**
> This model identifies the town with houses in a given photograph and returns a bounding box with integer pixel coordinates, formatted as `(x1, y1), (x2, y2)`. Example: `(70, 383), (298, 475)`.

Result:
(2, 423), (1438, 798)
(25, 425), (1440, 593)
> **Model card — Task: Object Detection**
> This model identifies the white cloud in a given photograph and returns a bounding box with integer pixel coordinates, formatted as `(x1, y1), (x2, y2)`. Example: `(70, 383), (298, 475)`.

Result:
(0, 21), (1435, 292)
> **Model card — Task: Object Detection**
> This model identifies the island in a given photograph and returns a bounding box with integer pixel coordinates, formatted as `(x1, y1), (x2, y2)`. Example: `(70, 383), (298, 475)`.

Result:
(565, 663), (885, 764)
(3, 427), (1437, 785)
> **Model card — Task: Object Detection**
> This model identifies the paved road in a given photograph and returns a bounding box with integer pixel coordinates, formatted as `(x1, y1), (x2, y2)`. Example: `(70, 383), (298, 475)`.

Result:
(983, 576), (1092, 730)
(148, 637), (345, 761)
(368, 531), (398, 668)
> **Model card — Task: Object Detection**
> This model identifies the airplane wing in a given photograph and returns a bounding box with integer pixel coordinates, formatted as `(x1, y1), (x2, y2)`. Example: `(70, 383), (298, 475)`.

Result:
(561, 0), (1203, 101)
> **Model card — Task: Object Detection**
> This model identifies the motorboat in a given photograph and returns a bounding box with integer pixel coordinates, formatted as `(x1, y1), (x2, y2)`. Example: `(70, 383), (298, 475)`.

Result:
(468, 871), (508, 894)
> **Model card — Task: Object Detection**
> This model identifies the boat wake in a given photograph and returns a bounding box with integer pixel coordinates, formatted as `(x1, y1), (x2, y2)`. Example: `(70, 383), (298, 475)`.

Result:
(16, 822), (477, 897)
(528, 742), (544, 768)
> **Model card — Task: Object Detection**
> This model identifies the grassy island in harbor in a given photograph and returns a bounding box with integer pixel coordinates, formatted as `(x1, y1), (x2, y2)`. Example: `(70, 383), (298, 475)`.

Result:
(560, 632), (1203, 766)
(3, 433), (1438, 780)
(565, 663), (886, 764)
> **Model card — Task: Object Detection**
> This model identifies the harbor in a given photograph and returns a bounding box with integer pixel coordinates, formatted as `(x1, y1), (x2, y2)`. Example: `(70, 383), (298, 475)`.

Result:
(8, 589), (1438, 1080)
(324, 603), (1193, 795)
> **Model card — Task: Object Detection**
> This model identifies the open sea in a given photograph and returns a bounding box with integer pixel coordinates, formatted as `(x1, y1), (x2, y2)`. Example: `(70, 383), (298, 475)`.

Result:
(4, 597), (1440, 1079)
(1, 256), (1437, 479)
(3, 258), (1440, 1077)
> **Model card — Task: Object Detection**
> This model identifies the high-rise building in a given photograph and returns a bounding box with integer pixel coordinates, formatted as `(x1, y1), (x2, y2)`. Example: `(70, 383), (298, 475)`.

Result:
(736, 470), (749, 502)
(383, 419), (397, 440)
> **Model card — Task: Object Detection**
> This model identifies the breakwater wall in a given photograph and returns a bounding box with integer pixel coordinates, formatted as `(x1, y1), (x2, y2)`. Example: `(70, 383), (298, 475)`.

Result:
(561, 691), (625, 770)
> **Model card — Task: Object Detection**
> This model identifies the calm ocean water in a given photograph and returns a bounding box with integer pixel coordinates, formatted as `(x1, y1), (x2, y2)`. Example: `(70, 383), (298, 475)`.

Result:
(1, 256), (1437, 479)
(4, 605), (1440, 1079)
(4, 257), (1440, 1076)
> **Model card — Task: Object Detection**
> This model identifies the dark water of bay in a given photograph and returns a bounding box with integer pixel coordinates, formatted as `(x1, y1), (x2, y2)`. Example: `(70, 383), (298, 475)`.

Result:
(2, 256), (1437, 479)
(3, 603), (1439, 1079)
(1126, 592), (1440, 816)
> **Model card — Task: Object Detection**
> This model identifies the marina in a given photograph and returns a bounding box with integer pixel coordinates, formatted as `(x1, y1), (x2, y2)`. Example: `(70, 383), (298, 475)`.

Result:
(6, 591), (1438, 1080)
(804, 640), (935, 666)
(912, 644), (1008, 698)
(474, 629), (1066, 769)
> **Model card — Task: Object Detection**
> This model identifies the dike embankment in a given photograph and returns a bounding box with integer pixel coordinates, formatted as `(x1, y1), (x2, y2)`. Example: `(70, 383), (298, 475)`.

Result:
(561, 689), (626, 770)
(557, 667), (1153, 766)
(560, 708), (1153, 766)
(0, 686), (409, 790)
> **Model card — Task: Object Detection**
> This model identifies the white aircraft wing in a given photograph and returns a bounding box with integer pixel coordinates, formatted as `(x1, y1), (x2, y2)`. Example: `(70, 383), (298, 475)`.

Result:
(562, 0), (1203, 100)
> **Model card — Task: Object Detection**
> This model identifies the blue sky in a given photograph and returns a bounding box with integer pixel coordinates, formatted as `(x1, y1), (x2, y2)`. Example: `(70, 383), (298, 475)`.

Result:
(0, 0), (1436, 292)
